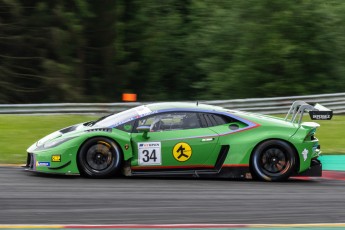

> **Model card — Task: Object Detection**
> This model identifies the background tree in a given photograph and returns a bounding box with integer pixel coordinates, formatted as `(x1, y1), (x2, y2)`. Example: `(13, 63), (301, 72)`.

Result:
(0, 0), (344, 103)
(198, 0), (345, 98)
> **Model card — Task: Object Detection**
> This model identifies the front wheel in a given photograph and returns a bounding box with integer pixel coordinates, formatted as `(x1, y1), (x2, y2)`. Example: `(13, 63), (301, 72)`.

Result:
(77, 137), (122, 178)
(251, 140), (296, 182)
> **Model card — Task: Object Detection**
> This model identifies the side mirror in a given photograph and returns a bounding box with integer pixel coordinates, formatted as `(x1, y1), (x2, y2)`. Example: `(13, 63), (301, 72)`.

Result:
(136, 125), (150, 139)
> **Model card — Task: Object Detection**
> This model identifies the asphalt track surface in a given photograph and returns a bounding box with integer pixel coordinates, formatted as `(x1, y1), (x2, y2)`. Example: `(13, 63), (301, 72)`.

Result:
(1, 166), (345, 225)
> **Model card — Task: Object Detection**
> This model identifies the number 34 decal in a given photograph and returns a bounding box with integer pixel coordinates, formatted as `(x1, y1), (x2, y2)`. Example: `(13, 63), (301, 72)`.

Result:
(138, 142), (162, 165)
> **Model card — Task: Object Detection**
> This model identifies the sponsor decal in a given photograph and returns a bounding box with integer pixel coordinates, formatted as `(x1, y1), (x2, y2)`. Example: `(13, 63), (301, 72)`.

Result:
(302, 148), (308, 161)
(52, 155), (61, 162)
(172, 142), (192, 162)
(139, 143), (160, 147)
(309, 110), (332, 120)
(138, 142), (162, 165)
(37, 162), (51, 167)
(312, 114), (331, 120)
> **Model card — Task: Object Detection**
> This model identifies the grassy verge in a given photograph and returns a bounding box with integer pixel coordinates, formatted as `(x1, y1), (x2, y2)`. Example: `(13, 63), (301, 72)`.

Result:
(271, 114), (345, 155)
(0, 114), (343, 164)
(0, 115), (97, 164)
(308, 115), (345, 155)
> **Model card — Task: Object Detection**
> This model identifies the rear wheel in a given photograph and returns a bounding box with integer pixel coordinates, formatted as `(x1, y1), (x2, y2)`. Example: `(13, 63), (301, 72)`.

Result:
(251, 140), (296, 182)
(77, 137), (122, 178)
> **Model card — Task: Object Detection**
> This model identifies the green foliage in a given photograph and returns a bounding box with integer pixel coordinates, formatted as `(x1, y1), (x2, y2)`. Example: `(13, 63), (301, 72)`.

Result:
(0, 0), (345, 102)
(0, 0), (85, 103)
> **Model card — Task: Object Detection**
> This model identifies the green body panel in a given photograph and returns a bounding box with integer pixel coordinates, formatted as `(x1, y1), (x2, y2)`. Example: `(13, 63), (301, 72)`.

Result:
(288, 122), (320, 172)
(33, 136), (84, 174)
(34, 145), (80, 174)
(26, 102), (324, 177)
(31, 129), (133, 174)
(226, 112), (319, 173)
(212, 125), (292, 166)
(130, 128), (220, 167)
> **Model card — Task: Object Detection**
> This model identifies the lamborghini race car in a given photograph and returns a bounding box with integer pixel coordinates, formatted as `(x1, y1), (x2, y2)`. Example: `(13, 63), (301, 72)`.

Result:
(25, 101), (332, 181)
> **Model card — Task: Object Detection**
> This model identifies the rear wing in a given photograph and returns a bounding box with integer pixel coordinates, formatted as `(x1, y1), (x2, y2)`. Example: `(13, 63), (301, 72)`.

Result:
(285, 101), (333, 125)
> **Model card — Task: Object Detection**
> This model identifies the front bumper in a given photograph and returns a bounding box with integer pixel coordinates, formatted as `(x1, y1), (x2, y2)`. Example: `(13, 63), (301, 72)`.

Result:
(26, 152), (35, 170)
(25, 145), (80, 175)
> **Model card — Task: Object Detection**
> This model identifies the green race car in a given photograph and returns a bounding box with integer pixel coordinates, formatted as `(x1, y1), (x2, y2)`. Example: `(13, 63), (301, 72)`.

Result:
(25, 101), (332, 181)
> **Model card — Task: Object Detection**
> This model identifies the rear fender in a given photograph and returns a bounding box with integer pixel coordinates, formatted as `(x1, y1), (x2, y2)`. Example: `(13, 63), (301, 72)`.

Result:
(289, 124), (320, 173)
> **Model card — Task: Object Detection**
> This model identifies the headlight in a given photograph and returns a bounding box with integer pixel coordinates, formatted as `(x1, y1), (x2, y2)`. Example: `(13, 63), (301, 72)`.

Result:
(36, 137), (77, 150)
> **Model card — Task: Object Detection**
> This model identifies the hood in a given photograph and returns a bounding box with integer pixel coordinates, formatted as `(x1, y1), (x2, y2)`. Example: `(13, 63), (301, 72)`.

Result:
(40, 123), (87, 143)
(27, 122), (91, 152)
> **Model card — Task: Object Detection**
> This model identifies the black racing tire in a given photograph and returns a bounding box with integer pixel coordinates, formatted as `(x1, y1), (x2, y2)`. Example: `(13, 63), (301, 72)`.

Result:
(250, 140), (296, 182)
(77, 137), (122, 178)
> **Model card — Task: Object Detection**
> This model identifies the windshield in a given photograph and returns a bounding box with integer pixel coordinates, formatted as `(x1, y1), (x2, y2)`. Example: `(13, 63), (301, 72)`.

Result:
(93, 105), (153, 128)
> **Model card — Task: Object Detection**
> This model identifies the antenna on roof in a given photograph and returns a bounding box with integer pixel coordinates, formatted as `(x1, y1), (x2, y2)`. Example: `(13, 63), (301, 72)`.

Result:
(196, 101), (199, 106)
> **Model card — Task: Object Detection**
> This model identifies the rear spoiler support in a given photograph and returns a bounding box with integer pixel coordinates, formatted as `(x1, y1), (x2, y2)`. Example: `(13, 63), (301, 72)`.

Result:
(285, 101), (333, 125)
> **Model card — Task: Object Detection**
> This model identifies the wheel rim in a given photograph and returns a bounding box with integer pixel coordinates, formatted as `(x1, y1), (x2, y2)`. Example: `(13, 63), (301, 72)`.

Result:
(85, 143), (113, 171)
(260, 147), (289, 175)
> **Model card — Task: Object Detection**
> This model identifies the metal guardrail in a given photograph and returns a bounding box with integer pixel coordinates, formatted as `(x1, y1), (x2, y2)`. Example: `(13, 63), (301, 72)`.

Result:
(203, 92), (345, 114)
(0, 92), (344, 115)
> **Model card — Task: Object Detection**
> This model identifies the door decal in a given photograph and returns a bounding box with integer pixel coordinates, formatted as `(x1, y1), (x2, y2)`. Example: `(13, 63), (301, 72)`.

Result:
(172, 142), (192, 162)
(138, 142), (162, 165)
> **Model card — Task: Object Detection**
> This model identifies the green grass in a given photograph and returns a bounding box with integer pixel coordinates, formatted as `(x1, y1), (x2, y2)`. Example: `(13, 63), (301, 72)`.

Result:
(0, 115), (97, 164)
(0, 114), (343, 164)
(276, 114), (345, 155)
(309, 115), (345, 155)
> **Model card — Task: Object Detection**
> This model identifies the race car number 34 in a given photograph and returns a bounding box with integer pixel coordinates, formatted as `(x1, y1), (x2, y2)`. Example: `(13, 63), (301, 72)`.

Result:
(138, 142), (162, 165)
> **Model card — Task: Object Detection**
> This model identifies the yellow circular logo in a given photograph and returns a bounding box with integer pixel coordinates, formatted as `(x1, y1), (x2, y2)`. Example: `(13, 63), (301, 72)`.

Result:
(172, 142), (192, 162)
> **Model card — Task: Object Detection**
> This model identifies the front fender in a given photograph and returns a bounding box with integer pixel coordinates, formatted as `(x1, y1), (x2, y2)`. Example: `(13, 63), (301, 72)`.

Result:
(81, 129), (133, 161)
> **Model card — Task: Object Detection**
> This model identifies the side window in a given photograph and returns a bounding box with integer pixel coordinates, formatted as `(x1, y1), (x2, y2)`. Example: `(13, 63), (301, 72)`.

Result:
(181, 113), (201, 129)
(201, 113), (233, 127)
(115, 120), (135, 132)
(212, 114), (229, 125)
(200, 113), (249, 130)
(137, 112), (201, 132)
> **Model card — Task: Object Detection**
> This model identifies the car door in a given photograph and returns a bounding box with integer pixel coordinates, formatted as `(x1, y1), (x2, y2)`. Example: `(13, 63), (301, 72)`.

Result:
(130, 112), (220, 170)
